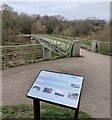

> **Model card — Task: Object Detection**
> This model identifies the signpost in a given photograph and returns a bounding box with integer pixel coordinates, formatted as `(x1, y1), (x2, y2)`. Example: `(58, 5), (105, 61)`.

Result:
(27, 70), (84, 120)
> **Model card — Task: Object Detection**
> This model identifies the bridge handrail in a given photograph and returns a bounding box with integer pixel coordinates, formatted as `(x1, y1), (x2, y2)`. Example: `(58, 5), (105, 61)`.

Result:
(32, 34), (73, 44)
(33, 36), (68, 56)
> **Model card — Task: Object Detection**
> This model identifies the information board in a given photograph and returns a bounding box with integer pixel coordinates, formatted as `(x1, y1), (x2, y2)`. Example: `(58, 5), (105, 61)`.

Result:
(27, 70), (84, 109)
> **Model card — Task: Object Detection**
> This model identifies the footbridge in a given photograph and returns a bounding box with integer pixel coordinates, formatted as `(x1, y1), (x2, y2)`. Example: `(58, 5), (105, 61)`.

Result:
(30, 34), (80, 59)
(17, 34), (80, 59)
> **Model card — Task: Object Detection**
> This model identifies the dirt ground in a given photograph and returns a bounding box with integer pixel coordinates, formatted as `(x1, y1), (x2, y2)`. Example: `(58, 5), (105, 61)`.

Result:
(2, 49), (110, 118)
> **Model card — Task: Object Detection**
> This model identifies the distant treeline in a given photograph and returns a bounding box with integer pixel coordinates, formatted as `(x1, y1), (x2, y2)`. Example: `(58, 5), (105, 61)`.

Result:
(1, 4), (111, 44)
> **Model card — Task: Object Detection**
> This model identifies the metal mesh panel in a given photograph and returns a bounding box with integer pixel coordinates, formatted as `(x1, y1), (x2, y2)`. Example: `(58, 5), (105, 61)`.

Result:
(2, 44), (43, 69)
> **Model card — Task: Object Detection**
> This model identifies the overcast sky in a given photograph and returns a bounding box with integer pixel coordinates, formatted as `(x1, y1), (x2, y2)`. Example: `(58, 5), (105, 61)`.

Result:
(1, 1), (110, 20)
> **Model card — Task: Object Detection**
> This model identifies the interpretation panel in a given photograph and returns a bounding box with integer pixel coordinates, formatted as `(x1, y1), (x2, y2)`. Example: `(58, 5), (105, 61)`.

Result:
(27, 70), (84, 109)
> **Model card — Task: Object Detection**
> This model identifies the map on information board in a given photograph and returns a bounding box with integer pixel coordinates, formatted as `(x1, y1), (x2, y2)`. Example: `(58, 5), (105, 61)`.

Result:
(27, 70), (84, 108)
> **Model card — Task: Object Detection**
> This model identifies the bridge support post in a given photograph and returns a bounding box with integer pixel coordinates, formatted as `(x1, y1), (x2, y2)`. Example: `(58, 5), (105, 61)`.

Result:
(71, 40), (80, 57)
(43, 47), (52, 60)
(31, 37), (37, 44)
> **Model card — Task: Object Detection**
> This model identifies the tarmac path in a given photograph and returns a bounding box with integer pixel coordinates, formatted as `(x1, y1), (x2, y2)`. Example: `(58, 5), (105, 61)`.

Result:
(2, 49), (110, 118)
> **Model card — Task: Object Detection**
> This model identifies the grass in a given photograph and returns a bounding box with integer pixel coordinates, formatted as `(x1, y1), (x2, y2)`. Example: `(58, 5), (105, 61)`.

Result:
(1, 103), (92, 120)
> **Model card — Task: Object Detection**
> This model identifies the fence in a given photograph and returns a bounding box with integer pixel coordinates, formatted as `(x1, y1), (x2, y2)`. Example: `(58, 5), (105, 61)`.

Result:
(79, 38), (111, 56)
(2, 44), (43, 69)
(79, 39), (91, 50)
(98, 41), (112, 56)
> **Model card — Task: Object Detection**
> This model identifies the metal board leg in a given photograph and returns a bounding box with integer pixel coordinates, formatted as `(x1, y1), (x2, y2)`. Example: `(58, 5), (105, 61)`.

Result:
(33, 99), (40, 120)
(74, 99), (80, 120)
(74, 108), (79, 120)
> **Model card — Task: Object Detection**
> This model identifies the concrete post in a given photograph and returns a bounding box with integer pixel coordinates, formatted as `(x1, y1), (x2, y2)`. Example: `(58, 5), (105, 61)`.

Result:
(91, 40), (98, 53)
(43, 47), (52, 60)
(31, 37), (36, 44)
(71, 40), (80, 57)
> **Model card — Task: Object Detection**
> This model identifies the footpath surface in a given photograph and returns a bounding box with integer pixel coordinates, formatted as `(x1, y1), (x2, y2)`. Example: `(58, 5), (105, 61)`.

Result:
(2, 49), (110, 118)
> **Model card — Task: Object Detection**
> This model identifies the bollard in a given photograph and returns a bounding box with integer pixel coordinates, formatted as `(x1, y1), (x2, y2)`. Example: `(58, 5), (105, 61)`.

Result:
(71, 40), (80, 57)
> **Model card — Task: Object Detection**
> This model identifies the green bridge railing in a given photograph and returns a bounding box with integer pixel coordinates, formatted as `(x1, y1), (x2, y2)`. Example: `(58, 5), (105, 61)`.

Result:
(31, 34), (74, 56)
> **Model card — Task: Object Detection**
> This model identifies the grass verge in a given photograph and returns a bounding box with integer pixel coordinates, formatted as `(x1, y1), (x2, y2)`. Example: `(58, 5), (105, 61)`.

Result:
(1, 103), (92, 120)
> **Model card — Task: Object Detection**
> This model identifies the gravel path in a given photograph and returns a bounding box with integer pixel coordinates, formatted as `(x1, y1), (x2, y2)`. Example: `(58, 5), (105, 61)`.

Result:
(2, 49), (110, 118)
